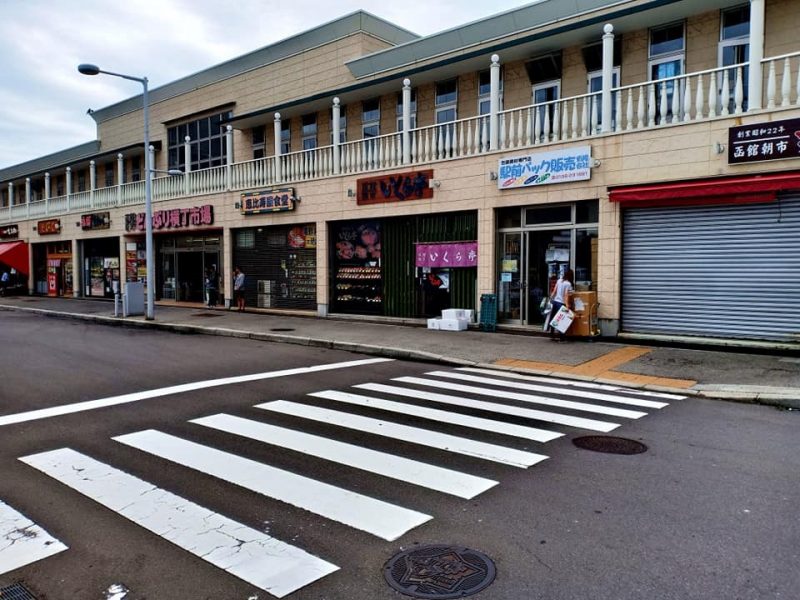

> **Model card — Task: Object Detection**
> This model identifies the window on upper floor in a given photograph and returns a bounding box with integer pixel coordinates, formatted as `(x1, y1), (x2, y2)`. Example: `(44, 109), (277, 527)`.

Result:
(719, 4), (750, 111)
(131, 156), (141, 182)
(649, 21), (685, 122)
(280, 119), (291, 154)
(435, 79), (458, 124)
(56, 177), (64, 197)
(478, 69), (503, 116)
(77, 171), (86, 193)
(587, 68), (620, 130)
(167, 111), (231, 171)
(396, 89), (417, 131)
(104, 162), (114, 187)
(302, 113), (318, 150)
(252, 126), (266, 159)
(362, 98), (380, 139)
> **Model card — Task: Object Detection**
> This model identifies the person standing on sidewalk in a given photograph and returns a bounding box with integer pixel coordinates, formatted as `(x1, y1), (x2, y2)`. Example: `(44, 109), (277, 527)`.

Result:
(233, 267), (246, 312)
(205, 266), (219, 308)
(549, 268), (574, 341)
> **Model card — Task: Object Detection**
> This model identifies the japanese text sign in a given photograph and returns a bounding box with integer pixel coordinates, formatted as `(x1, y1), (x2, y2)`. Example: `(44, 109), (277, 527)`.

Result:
(80, 212), (110, 230)
(357, 170), (434, 205)
(124, 205), (213, 232)
(415, 242), (478, 268)
(0, 224), (19, 239)
(728, 118), (800, 164)
(498, 146), (592, 189)
(241, 188), (295, 214)
(37, 219), (61, 235)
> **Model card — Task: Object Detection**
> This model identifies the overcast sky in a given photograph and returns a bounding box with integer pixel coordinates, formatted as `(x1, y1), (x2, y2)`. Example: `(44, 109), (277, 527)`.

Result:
(0, 0), (532, 170)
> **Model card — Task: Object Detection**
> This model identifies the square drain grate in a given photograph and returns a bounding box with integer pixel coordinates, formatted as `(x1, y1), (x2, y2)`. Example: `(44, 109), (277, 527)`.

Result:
(0, 583), (38, 600)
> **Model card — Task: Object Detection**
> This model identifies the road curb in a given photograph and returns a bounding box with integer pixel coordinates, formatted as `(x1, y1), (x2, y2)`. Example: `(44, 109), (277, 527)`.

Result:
(2, 304), (797, 408)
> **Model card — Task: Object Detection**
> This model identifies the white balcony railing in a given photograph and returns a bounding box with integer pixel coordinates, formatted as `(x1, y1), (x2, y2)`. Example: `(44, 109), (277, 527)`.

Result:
(3, 51), (800, 226)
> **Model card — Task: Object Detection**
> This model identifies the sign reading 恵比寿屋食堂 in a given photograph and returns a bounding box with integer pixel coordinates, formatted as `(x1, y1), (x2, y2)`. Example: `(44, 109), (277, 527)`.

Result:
(728, 117), (800, 164)
(240, 188), (296, 214)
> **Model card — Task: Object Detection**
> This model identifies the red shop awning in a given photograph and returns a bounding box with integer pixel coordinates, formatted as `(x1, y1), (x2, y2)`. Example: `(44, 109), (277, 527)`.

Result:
(0, 241), (29, 275)
(609, 171), (800, 207)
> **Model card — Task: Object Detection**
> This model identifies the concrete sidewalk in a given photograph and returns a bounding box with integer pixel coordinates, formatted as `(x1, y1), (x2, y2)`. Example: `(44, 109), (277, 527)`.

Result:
(1, 296), (798, 406)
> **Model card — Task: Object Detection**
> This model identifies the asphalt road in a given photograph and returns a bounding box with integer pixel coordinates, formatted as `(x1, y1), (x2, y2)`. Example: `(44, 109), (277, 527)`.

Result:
(1, 312), (798, 600)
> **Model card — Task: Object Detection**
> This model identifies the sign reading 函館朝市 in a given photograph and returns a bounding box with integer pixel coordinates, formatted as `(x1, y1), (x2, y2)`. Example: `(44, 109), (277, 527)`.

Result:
(498, 146), (592, 189)
(728, 117), (800, 164)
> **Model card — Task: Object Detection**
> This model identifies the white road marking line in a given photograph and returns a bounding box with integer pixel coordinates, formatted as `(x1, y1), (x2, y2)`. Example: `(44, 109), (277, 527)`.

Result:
(355, 383), (620, 433)
(256, 400), (548, 469)
(19, 449), (337, 597)
(0, 499), (68, 576)
(308, 390), (563, 443)
(459, 367), (686, 401)
(191, 414), (497, 500)
(113, 430), (431, 542)
(0, 358), (393, 428)
(405, 374), (651, 417)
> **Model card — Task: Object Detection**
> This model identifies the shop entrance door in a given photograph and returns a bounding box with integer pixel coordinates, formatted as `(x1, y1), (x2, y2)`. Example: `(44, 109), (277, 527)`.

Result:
(177, 252), (203, 302)
(524, 229), (572, 326)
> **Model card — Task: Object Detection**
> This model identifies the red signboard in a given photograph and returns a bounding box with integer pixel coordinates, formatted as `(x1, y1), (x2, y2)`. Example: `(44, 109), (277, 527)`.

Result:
(356, 170), (434, 205)
(37, 219), (61, 235)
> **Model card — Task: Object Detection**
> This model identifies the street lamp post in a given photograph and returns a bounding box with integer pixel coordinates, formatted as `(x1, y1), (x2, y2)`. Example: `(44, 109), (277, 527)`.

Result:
(78, 63), (155, 320)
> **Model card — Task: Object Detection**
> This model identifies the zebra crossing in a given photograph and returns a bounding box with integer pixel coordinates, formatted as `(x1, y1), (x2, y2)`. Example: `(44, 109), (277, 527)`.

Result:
(6, 366), (683, 597)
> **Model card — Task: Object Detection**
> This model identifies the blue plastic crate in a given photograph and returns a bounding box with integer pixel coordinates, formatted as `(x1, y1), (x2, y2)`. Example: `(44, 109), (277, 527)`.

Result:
(479, 293), (497, 332)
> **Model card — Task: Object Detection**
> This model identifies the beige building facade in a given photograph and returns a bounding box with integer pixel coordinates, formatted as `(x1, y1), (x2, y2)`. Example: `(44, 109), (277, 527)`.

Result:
(1, 0), (799, 344)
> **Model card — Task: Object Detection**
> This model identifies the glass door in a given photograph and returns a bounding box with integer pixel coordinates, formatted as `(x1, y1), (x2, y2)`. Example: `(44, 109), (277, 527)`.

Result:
(524, 229), (572, 325)
(497, 232), (522, 322)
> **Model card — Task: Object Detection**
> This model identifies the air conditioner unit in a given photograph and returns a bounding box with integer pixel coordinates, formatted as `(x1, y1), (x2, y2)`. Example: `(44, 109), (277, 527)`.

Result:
(257, 280), (275, 293)
(257, 294), (273, 308)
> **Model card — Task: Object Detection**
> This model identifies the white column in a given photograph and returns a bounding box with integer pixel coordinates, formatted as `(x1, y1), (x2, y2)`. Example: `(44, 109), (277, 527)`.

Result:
(7, 183), (12, 206)
(183, 135), (192, 195)
(273, 112), (283, 182)
(89, 160), (96, 207)
(332, 99), (341, 174)
(601, 24), (615, 133)
(148, 145), (156, 177)
(748, 0), (765, 110)
(401, 81), (412, 165)
(44, 172), (51, 200)
(225, 125), (234, 190)
(72, 239), (80, 298)
(148, 145), (156, 200)
(489, 54), (501, 151)
(222, 226), (232, 309)
(66, 167), (72, 210)
(25, 178), (31, 204)
(116, 153), (124, 205)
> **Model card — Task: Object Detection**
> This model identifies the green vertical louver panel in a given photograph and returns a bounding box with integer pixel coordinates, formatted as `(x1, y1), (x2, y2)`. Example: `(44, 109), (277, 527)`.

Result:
(383, 217), (416, 317)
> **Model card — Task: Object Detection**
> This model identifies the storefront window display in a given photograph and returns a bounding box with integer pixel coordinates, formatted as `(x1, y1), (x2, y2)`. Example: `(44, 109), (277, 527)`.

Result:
(33, 242), (73, 297)
(82, 237), (120, 298)
(233, 224), (317, 310)
(331, 220), (382, 314)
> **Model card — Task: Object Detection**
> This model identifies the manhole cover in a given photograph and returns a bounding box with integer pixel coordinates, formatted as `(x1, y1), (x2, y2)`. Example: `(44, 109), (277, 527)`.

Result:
(269, 328), (295, 332)
(384, 545), (496, 599)
(0, 582), (38, 599)
(190, 312), (222, 318)
(572, 435), (648, 455)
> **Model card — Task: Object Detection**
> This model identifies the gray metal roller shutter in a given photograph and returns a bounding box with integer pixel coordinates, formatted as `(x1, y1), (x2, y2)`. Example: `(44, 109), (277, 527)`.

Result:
(622, 195), (800, 341)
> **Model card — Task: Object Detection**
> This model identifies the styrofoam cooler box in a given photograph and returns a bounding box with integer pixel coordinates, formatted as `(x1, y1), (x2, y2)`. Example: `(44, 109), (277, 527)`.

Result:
(427, 318), (441, 330)
(441, 308), (475, 322)
(438, 318), (469, 331)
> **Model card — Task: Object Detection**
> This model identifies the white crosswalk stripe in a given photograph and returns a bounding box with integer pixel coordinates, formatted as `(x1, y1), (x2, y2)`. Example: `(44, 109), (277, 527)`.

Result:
(355, 383), (622, 433)
(458, 367), (686, 401)
(255, 400), (548, 468)
(19, 448), (338, 598)
(0, 499), (68, 576)
(429, 371), (670, 409)
(397, 375), (650, 417)
(191, 413), (498, 499)
(113, 429), (432, 542)
(308, 390), (564, 442)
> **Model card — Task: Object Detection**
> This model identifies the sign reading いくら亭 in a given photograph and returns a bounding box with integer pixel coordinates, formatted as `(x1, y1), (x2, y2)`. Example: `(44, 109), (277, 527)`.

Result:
(498, 146), (592, 189)
(357, 170), (433, 205)
(415, 242), (478, 268)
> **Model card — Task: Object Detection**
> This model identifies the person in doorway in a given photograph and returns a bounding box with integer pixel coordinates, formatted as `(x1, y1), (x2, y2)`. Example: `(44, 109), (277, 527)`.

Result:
(205, 267), (218, 308)
(0, 270), (8, 295)
(549, 268), (574, 341)
(233, 267), (246, 311)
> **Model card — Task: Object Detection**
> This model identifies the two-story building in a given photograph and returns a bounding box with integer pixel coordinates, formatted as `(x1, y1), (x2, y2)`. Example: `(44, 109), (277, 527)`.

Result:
(1, 0), (798, 344)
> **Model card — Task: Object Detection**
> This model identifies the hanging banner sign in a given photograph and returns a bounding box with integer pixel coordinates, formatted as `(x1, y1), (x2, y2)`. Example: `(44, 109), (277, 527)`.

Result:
(80, 212), (111, 230)
(498, 146), (592, 189)
(240, 188), (295, 214)
(357, 170), (434, 205)
(728, 117), (800, 164)
(415, 242), (478, 268)
(0, 224), (19, 239)
(37, 219), (62, 235)
(124, 205), (213, 232)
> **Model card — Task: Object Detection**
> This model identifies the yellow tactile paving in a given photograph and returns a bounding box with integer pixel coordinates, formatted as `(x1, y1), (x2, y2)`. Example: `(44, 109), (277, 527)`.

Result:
(494, 346), (697, 390)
